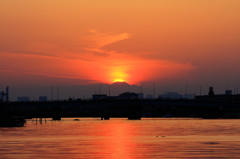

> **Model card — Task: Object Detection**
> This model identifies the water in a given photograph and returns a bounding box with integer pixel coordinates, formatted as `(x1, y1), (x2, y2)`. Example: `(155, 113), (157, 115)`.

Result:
(1, 118), (240, 158)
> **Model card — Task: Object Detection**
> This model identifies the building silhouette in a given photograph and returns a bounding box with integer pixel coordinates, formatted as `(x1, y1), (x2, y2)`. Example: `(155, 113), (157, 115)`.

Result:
(39, 96), (48, 102)
(17, 97), (30, 102)
(196, 87), (240, 101)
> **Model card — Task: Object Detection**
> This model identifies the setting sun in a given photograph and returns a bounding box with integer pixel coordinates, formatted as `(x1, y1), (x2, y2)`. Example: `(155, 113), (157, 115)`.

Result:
(108, 70), (129, 84)
(113, 79), (125, 83)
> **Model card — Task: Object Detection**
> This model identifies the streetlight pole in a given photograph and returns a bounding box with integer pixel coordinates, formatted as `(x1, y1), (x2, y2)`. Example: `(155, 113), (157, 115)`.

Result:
(57, 85), (59, 101)
(109, 84), (110, 96)
(185, 86), (188, 99)
(99, 84), (102, 94)
(140, 84), (143, 99)
(51, 86), (53, 101)
(153, 84), (155, 99)
(199, 84), (201, 96)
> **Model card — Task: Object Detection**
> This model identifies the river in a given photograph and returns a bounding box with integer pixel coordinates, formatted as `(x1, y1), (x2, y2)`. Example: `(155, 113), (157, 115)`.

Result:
(1, 118), (240, 158)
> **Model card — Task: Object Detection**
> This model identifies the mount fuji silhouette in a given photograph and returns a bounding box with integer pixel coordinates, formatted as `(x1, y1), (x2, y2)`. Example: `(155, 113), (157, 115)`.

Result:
(110, 82), (140, 96)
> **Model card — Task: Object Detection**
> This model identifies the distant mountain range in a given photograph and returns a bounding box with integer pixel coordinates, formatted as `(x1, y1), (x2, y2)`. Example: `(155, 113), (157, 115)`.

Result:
(109, 82), (140, 96)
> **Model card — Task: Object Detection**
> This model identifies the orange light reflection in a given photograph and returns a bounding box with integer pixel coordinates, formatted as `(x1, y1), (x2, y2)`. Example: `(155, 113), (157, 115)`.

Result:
(94, 120), (138, 158)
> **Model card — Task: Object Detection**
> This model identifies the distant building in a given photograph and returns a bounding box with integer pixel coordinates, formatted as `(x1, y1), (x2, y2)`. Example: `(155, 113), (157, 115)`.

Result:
(0, 93), (3, 102)
(17, 97), (30, 102)
(92, 94), (107, 100)
(159, 92), (183, 99)
(107, 96), (119, 100)
(184, 94), (195, 99)
(138, 93), (144, 99)
(118, 92), (138, 100)
(208, 87), (214, 96)
(146, 94), (153, 99)
(196, 87), (240, 101)
(39, 96), (47, 102)
(225, 90), (232, 95)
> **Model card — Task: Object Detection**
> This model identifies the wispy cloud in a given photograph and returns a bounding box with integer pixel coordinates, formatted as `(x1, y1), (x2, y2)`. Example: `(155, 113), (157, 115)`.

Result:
(0, 30), (197, 85)
(84, 30), (131, 56)
(0, 69), (93, 80)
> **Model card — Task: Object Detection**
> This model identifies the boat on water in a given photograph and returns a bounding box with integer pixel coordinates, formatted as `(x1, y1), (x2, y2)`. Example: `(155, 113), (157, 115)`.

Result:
(0, 116), (26, 127)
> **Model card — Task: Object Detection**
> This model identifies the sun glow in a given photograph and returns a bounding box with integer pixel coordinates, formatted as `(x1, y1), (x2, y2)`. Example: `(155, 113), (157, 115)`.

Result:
(113, 79), (125, 83)
(109, 70), (128, 83)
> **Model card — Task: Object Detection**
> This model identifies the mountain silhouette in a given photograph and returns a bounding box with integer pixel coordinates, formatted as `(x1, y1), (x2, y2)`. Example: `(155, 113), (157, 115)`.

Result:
(111, 81), (129, 86)
(110, 82), (140, 96)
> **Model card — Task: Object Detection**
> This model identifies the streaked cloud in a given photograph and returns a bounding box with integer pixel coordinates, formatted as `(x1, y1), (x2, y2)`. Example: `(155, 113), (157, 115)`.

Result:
(84, 30), (131, 56)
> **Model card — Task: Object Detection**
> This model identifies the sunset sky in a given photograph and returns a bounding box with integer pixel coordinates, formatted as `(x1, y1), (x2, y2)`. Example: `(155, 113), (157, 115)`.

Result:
(1, 0), (240, 100)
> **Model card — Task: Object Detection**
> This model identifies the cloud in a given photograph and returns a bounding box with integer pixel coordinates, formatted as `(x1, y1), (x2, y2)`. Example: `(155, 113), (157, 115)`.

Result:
(84, 30), (131, 56)
(0, 30), (197, 86)
(0, 69), (90, 80)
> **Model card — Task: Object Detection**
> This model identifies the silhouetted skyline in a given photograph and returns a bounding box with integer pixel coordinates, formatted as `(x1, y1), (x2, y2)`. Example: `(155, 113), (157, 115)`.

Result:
(1, 82), (239, 101)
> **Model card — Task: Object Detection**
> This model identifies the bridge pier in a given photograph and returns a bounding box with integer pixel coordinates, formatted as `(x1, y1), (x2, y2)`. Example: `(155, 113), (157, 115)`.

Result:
(101, 105), (110, 120)
(52, 116), (61, 120)
(101, 116), (109, 120)
(51, 106), (62, 120)
(127, 105), (142, 120)
(128, 115), (141, 120)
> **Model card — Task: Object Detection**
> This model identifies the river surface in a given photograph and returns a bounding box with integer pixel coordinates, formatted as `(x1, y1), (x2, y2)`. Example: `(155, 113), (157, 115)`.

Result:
(1, 118), (240, 158)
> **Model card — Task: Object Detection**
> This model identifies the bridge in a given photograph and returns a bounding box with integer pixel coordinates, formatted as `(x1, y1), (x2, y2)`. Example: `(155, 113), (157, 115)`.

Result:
(1, 99), (240, 120)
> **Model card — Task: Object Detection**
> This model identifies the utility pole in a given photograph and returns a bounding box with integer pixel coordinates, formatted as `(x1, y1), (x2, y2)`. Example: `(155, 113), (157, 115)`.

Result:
(153, 84), (155, 99)
(51, 86), (53, 101)
(199, 85), (201, 96)
(57, 85), (59, 101)
(185, 86), (188, 99)
(6, 87), (9, 102)
(99, 84), (102, 94)
(237, 85), (239, 94)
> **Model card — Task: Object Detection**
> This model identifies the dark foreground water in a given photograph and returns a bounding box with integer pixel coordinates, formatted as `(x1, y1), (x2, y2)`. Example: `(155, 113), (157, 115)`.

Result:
(1, 118), (240, 159)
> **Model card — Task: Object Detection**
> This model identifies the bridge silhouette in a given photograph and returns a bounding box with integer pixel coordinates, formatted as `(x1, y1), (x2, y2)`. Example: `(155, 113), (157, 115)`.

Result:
(1, 99), (240, 120)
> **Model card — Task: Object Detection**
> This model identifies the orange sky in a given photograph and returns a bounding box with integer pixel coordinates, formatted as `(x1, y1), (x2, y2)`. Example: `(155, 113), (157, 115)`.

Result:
(1, 0), (240, 99)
